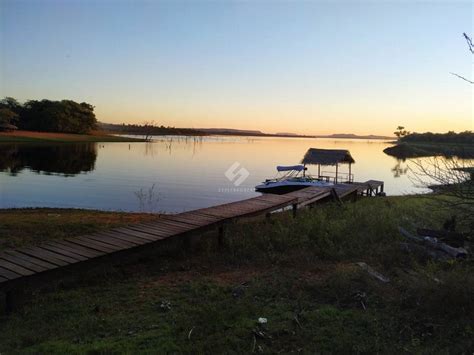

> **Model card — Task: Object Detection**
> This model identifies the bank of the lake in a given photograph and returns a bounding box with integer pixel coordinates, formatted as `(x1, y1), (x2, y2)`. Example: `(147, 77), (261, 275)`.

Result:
(0, 130), (146, 143)
(384, 141), (474, 159)
(0, 195), (472, 353)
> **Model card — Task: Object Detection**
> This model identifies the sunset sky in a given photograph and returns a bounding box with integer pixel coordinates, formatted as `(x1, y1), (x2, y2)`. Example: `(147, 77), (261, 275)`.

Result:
(1, 0), (472, 135)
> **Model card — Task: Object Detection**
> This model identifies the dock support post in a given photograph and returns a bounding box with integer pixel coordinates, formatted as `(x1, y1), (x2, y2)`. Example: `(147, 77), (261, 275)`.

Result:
(331, 188), (343, 205)
(351, 190), (358, 202)
(292, 204), (298, 218)
(217, 225), (225, 247)
(0, 290), (12, 315)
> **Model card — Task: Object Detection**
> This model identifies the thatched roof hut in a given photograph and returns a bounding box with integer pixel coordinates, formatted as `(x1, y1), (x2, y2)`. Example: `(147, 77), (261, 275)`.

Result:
(301, 148), (355, 166)
(301, 148), (355, 183)
(0, 123), (18, 132)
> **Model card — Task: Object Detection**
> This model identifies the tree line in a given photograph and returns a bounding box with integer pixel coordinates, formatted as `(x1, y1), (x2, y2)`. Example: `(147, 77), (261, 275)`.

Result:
(100, 122), (205, 136)
(0, 97), (97, 134)
(399, 131), (473, 144)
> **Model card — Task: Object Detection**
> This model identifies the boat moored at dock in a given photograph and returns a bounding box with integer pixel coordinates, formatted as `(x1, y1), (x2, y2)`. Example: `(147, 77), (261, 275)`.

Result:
(256, 148), (356, 194)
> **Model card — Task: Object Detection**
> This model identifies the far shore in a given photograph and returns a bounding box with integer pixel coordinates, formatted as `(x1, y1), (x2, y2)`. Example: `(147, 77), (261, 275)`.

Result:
(0, 130), (147, 143)
(0, 129), (395, 143)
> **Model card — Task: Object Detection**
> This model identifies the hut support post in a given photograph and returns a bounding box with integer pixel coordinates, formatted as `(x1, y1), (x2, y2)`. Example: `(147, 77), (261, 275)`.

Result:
(318, 164), (321, 179)
(335, 163), (338, 184)
(349, 163), (352, 183)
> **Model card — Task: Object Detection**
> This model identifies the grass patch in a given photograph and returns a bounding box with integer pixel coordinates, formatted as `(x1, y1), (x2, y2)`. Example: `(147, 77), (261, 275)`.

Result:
(0, 208), (157, 249)
(0, 196), (473, 353)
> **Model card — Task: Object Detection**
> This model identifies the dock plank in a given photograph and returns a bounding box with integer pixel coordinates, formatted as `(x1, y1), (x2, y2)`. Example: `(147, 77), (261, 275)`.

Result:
(175, 212), (222, 224)
(160, 215), (212, 227)
(49, 241), (104, 258)
(0, 266), (22, 280)
(84, 233), (138, 248)
(152, 219), (197, 231)
(132, 223), (178, 236)
(125, 225), (173, 238)
(66, 236), (121, 253)
(16, 248), (72, 266)
(99, 230), (153, 244)
(0, 259), (36, 276)
(40, 244), (89, 262)
(4, 250), (58, 270)
(112, 227), (165, 241)
(88, 232), (140, 249)
(0, 254), (49, 273)
(142, 221), (191, 233)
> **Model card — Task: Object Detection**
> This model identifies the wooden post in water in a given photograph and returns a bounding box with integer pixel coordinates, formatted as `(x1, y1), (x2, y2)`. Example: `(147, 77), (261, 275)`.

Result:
(348, 162), (352, 183)
(292, 203), (298, 218)
(335, 163), (338, 184)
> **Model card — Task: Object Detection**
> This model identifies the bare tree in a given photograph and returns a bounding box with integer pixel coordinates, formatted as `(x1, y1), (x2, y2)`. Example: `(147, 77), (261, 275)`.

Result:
(450, 32), (474, 84)
(409, 157), (474, 231)
(142, 120), (156, 142)
(406, 32), (474, 234)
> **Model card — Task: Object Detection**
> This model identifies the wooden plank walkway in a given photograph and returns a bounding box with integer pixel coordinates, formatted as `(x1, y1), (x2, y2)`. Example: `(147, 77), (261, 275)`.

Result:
(0, 179), (383, 302)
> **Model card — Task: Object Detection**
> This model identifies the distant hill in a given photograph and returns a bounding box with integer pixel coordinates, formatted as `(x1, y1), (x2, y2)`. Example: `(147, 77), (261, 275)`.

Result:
(318, 133), (392, 140)
(100, 122), (391, 140)
(199, 129), (391, 139)
(197, 128), (264, 135)
(276, 132), (299, 136)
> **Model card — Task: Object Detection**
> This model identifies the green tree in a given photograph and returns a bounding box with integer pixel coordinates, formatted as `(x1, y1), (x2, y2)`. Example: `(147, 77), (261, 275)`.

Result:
(21, 99), (97, 133)
(394, 126), (410, 139)
(0, 97), (22, 115)
(0, 108), (19, 125)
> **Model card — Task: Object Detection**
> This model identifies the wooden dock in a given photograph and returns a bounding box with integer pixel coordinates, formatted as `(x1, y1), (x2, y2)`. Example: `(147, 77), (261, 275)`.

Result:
(0, 180), (383, 310)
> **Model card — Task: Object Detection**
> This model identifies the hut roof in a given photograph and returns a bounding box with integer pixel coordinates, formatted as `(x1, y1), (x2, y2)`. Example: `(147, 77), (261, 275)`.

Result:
(301, 148), (355, 166)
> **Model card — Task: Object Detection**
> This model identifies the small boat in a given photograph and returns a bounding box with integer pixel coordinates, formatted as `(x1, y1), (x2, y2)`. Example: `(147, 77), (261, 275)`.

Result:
(256, 148), (356, 194)
(255, 165), (333, 194)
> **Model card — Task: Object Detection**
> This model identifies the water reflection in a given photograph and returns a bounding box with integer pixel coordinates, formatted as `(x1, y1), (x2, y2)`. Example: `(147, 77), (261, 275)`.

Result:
(391, 161), (409, 178)
(0, 137), (471, 212)
(0, 143), (97, 176)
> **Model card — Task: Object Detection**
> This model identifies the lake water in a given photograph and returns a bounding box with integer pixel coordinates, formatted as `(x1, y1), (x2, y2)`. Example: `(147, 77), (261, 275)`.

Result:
(0, 136), (446, 212)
